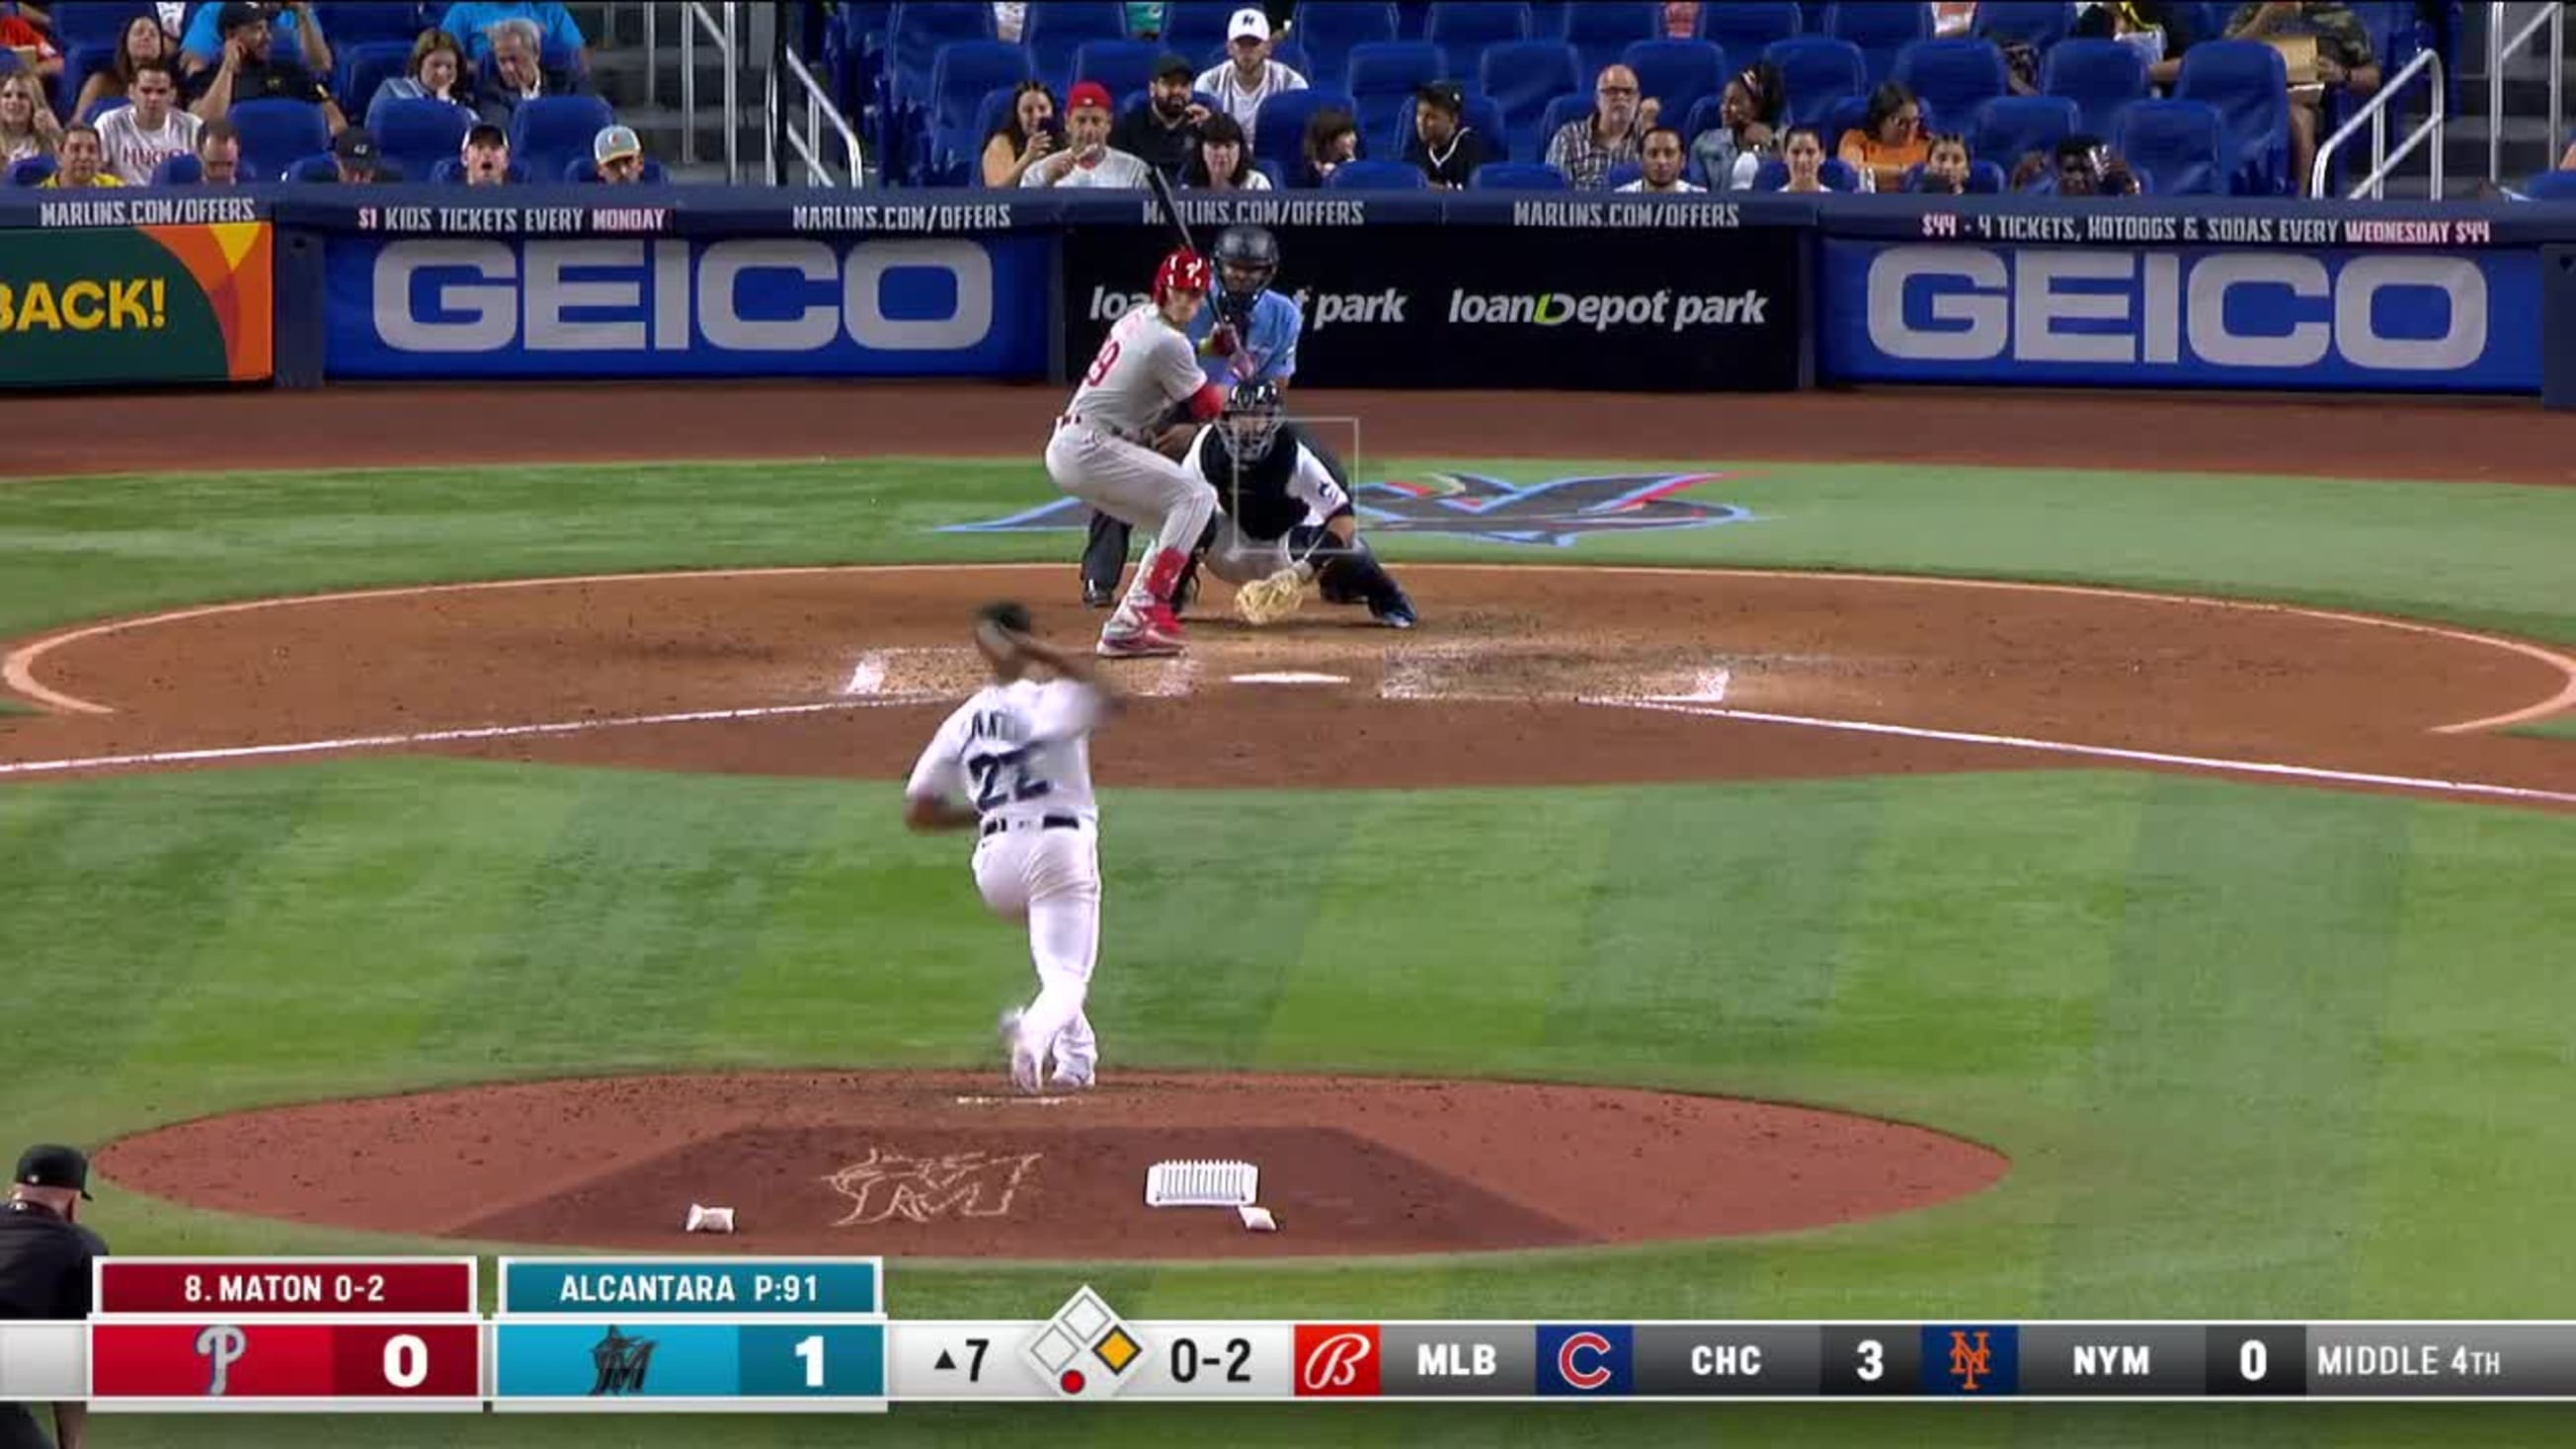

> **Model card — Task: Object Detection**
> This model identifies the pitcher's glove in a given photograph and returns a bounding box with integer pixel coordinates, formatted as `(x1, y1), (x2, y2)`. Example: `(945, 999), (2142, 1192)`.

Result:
(1233, 560), (1315, 625)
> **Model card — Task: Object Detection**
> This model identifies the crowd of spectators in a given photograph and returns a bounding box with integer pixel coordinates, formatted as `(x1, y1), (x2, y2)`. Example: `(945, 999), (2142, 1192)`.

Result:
(0, 0), (661, 188)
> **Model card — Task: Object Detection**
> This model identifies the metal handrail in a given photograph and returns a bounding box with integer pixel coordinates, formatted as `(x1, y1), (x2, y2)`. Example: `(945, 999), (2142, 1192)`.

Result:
(2487, 0), (2565, 183)
(2312, 48), (2445, 200)
(680, 0), (740, 182)
(641, 0), (656, 109)
(767, 44), (866, 186)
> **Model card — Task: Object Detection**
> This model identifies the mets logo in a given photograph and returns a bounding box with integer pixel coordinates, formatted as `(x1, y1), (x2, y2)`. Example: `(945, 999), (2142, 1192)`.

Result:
(1948, 1330), (1992, 1392)
(940, 472), (1749, 547)
(823, 1148), (1042, 1226)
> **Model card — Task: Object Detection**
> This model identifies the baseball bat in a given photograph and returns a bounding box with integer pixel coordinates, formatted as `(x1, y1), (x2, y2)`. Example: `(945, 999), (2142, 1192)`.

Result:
(1142, 162), (1200, 259)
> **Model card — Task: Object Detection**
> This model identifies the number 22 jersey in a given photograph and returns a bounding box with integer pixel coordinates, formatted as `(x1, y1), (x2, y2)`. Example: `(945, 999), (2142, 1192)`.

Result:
(906, 679), (1105, 829)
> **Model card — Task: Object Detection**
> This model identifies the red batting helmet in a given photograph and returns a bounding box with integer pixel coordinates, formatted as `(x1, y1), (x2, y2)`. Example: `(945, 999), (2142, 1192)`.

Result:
(1152, 248), (1213, 303)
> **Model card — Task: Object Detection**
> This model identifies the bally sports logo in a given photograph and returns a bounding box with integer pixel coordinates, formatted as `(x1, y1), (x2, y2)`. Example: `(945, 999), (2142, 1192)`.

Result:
(1294, 1325), (1381, 1397)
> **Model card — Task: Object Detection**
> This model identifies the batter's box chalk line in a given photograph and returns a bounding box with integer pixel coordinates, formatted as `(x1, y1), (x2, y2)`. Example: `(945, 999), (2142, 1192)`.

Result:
(1145, 1160), (1260, 1208)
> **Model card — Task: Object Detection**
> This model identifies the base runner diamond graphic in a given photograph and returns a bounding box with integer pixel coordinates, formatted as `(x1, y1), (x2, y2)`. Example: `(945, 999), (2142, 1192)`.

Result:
(1022, 1286), (1148, 1401)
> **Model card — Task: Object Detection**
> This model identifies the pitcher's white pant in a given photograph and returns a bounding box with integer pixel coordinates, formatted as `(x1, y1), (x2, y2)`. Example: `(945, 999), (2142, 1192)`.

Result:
(1045, 423), (1216, 614)
(1201, 516), (1294, 585)
(975, 816), (1100, 1080)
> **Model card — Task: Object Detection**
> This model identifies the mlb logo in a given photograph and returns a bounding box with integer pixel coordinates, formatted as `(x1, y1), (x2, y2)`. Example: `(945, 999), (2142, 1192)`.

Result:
(1292, 1325), (1381, 1397)
(1536, 1326), (1633, 1396)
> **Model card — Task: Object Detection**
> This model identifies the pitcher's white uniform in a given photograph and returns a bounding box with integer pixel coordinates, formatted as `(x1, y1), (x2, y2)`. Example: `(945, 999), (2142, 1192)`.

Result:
(1047, 291), (1225, 640)
(905, 676), (1110, 1086)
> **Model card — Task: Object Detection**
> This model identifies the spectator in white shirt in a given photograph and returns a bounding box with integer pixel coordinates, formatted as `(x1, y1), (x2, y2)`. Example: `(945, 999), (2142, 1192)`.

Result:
(96, 59), (201, 184)
(1194, 5), (1304, 145)
(1616, 125), (1703, 192)
(1021, 80), (1152, 188)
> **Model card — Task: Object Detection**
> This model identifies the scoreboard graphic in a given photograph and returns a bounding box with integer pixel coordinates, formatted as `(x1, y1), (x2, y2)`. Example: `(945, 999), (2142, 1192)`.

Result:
(5, 1257), (2576, 1409)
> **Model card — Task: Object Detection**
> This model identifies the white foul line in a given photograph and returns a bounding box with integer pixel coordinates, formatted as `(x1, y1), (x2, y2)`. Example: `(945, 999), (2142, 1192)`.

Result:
(1586, 698), (2576, 808)
(0, 697), (944, 779)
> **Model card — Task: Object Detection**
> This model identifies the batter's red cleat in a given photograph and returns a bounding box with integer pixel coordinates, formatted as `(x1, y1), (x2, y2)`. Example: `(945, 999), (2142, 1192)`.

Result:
(1096, 606), (1185, 657)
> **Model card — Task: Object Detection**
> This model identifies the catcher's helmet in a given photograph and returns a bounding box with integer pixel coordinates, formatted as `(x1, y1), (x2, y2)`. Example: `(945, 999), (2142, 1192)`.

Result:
(1213, 225), (1278, 299)
(1152, 247), (1213, 303)
(1222, 379), (1284, 461)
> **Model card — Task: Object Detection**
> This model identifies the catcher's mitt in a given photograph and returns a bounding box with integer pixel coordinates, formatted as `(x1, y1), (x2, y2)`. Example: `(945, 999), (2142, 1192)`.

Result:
(1233, 564), (1310, 625)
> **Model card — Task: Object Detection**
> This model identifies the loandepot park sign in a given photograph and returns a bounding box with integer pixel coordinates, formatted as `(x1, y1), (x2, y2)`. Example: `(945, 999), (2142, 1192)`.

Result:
(944, 473), (1750, 548)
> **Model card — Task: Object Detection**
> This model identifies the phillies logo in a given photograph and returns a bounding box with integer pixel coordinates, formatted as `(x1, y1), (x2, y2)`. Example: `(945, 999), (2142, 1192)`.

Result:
(195, 1325), (248, 1397)
(1537, 1325), (1633, 1396)
(1293, 1326), (1381, 1397)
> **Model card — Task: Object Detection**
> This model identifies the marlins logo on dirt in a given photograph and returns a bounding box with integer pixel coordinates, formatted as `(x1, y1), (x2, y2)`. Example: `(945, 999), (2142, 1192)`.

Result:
(942, 473), (1748, 548)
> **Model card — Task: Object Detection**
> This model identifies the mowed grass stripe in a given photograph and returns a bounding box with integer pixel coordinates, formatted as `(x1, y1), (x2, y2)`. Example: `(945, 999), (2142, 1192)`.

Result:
(2031, 778), (2412, 1318)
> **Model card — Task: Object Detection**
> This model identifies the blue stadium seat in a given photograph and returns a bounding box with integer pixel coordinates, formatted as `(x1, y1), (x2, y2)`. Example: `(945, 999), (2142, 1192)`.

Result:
(2114, 97), (2223, 196)
(2040, 38), (2147, 141)
(1601, 159), (1642, 189)
(146, 152), (200, 185)
(1157, 1), (1244, 56)
(1395, 0), (1434, 39)
(2174, 39), (2291, 195)
(1423, 1), (1532, 61)
(566, 152), (669, 183)
(1532, 90), (1591, 159)
(927, 40), (1032, 183)
(1343, 41), (1448, 146)
(285, 152), (342, 181)
(963, 84), (1019, 181)
(1621, 40), (1725, 122)
(58, 42), (117, 120)
(315, 2), (433, 44)
(1972, 0), (2075, 50)
(1326, 157), (1428, 187)
(8, 155), (58, 187)
(1821, 0), (1931, 84)
(1288, 2), (1399, 89)
(506, 93), (614, 185)
(1250, 87), (1352, 176)
(1820, 92), (1872, 149)
(1073, 39), (1161, 98)
(2520, 169), (2576, 201)
(886, 1), (996, 112)
(1558, 0), (1658, 74)
(49, 1), (158, 49)
(1971, 94), (2080, 169)
(372, 96), (474, 177)
(82, 95), (130, 123)
(1477, 39), (1579, 163)
(1470, 160), (1567, 189)
(1388, 91), (1506, 160)
(335, 40), (417, 124)
(225, 97), (329, 181)
(1900, 158), (2012, 193)
(1752, 154), (1861, 190)
(1762, 36), (1866, 128)
(1021, 0), (1126, 93)
(431, 155), (531, 183)
(1696, 0), (1801, 59)
(1893, 40), (2007, 127)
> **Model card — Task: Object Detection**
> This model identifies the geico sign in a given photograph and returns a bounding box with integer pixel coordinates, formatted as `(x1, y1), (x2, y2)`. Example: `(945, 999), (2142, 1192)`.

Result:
(1865, 246), (2486, 370)
(372, 237), (994, 353)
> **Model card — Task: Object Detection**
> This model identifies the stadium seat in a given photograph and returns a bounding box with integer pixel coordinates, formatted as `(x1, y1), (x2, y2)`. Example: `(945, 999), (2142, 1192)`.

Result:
(1763, 36), (1866, 128)
(1821, 0), (1931, 84)
(1533, 91), (1592, 161)
(7, 155), (58, 187)
(1343, 41), (1448, 146)
(565, 152), (669, 183)
(224, 97), (328, 181)
(927, 40), (1032, 184)
(1621, 39), (1725, 121)
(147, 152), (203, 184)
(1388, 91), (1506, 160)
(1558, 0), (1658, 74)
(1752, 154), (1861, 190)
(506, 93), (614, 185)
(372, 96), (474, 177)
(1470, 160), (1567, 188)
(1422, 1), (1532, 63)
(1893, 40), (2007, 127)
(2520, 170), (2576, 201)
(1288, 2), (1399, 89)
(1695, 0), (1801, 59)
(285, 151), (341, 182)
(2175, 40), (2291, 195)
(1325, 157), (1429, 187)
(1602, 159), (1642, 189)
(1020, 0), (1126, 94)
(964, 84), (1021, 181)
(1250, 87), (1351, 176)
(1899, 158), (2010, 192)
(885, 1), (996, 113)
(58, 41), (116, 118)
(1073, 39), (1161, 98)
(1972, 0), (2076, 50)
(315, 2), (432, 44)
(335, 40), (417, 124)
(2114, 97), (2224, 196)
(1253, 159), (1285, 187)
(1477, 39), (1579, 163)
(431, 155), (530, 183)
(2040, 38), (2147, 141)
(82, 96), (130, 123)
(1820, 92), (1874, 149)
(1972, 95), (2080, 170)
(49, 0), (158, 49)
(1156, 1), (1243, 56)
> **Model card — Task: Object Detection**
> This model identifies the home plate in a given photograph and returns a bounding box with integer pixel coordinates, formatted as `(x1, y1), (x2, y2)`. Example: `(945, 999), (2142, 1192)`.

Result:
(1230, 671), (1349, 685)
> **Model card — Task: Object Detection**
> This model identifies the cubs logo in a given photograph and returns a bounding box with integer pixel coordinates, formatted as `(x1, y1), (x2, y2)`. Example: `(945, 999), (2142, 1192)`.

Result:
(941, 473), (1749, 548)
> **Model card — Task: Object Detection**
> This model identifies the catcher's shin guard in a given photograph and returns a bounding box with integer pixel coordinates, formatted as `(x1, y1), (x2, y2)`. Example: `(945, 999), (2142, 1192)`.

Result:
(1082, 511), (1132, 604)
(1311, 534), (1414, 624)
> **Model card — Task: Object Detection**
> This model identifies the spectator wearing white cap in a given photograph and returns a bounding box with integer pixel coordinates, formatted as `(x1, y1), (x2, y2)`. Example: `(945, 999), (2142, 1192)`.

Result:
(592, 121), (645, 182)
(1195, 6), (1304, 146)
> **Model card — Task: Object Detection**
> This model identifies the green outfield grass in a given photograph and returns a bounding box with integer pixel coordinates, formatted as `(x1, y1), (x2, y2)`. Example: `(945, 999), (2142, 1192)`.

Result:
(2, 457), (2572, 1448)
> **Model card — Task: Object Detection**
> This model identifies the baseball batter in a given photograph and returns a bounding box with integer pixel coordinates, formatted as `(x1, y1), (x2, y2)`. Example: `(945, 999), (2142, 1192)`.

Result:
(903, 603), (1120, 1093)
(1191, 381), (1417, 626)
(1050, 247), (1232, 657)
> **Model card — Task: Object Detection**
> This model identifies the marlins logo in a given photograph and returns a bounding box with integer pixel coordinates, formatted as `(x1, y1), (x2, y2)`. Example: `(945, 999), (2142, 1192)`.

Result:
(589, 1326), (657, 1397)
(941, 473), (1749, 548)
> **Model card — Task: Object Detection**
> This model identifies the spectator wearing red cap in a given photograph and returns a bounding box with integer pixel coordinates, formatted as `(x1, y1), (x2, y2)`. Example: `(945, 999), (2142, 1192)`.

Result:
(1194, 6), (1303, 146)
(1023, 81), (1152, 189)
(1112, 52), (1208, 182)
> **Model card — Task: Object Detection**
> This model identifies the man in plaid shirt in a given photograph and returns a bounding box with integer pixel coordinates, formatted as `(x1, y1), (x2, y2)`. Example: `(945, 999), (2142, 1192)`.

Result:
(1545, 62), (1660, 189)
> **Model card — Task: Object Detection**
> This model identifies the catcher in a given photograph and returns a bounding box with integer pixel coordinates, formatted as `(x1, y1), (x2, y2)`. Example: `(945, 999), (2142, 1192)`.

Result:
(1190, 380), (1416, 628)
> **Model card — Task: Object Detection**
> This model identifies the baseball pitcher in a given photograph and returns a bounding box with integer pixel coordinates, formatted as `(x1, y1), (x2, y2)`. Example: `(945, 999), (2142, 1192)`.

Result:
(1048, 248), (1232, 658)
(903, 603), (1120, 1094)
(1193, 381), (1417, 628)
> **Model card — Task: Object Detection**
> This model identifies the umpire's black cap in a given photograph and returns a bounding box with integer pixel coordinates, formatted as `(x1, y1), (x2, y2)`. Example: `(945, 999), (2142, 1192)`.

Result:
(14, 1145), (92, 1200)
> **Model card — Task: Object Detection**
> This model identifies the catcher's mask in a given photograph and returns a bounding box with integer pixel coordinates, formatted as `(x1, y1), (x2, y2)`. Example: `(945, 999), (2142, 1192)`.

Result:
(1222, 380), (1284, 460)
(1214, 224), (1278, 302)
